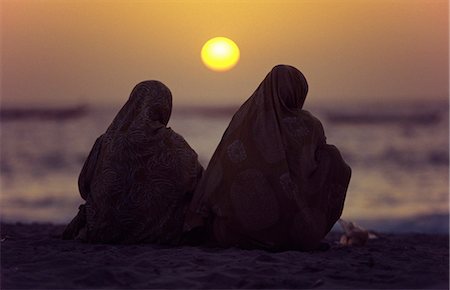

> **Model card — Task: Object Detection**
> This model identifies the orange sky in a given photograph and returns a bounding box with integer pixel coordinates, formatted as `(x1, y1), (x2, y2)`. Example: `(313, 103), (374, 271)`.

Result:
(1, 0), (448, 107)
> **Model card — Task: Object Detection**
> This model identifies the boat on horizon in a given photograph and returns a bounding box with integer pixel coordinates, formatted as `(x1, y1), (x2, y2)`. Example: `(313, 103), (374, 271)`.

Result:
(325, 111), (441, 125)
(0, 104), (88, 121)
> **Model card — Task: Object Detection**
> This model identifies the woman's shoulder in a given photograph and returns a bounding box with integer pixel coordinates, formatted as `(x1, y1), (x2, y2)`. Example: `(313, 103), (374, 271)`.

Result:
(299, 110), (323, 126)
(299, 110), (326, 142)
(165, 127), (187, 143)
(165, 128), (198, 155)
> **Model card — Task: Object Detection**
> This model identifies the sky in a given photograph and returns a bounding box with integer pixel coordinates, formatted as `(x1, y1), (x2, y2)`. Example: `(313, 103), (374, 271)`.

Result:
(1, 0), (449, 107)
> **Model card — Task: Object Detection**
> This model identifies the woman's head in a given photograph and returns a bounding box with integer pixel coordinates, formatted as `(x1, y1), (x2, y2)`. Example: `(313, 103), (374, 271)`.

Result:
(269, 65), (309, 109)
(106, 80), (172, 134)
(129, 80), (172, 125)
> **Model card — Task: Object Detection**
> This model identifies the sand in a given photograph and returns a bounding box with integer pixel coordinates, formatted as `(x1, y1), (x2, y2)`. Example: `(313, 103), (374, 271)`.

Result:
(1, 223), (448, 289)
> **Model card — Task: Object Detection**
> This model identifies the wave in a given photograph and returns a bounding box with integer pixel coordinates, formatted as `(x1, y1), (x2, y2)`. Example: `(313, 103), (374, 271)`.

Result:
(333, 213), (450, 234)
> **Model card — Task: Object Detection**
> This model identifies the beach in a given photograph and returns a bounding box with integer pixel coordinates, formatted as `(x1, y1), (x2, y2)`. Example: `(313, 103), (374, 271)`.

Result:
(1, 223), (448, 289)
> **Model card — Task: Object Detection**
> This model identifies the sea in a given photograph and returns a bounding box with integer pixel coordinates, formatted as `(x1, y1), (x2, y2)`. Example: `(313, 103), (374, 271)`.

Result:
(1, 100), (449, 233)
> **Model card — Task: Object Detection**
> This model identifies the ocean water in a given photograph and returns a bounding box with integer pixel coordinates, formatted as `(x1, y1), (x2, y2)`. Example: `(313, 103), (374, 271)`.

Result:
(1, 101), (448, 233)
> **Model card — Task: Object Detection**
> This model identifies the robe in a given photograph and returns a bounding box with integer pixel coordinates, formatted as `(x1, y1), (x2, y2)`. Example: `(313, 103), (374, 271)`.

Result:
(63, 80), (203, 244)
(184, 65), (351, 250)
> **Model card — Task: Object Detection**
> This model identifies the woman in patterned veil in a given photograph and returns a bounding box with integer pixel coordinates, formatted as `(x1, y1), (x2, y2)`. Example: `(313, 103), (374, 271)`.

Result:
(63, 81), (203, 244)
(184, 65), (351, 251)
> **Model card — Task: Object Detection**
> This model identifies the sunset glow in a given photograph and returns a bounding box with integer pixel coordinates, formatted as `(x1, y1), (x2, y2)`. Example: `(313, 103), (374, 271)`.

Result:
(1, 0), (448, 106)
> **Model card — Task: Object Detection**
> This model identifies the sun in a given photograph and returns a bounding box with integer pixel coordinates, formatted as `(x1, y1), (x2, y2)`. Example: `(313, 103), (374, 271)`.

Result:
(201, 37), (240, 72)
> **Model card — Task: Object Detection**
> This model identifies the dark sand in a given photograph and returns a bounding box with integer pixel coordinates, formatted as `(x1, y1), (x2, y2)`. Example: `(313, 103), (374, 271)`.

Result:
(1, 223), (448, 289)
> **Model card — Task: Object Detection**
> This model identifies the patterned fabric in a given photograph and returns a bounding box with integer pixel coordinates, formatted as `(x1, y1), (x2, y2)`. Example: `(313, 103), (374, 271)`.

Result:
(184, 65), (351, 251)
(63, 81), (203, 244)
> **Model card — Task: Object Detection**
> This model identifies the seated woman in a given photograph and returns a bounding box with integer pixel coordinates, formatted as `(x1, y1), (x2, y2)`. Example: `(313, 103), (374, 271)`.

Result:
(184, 65), (351, 251)
(63, 81), (203, 244)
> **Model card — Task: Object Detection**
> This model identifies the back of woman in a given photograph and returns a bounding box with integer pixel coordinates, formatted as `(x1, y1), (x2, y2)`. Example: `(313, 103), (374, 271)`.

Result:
(64, 81), (203, 244)
(185, 65), (351, 251)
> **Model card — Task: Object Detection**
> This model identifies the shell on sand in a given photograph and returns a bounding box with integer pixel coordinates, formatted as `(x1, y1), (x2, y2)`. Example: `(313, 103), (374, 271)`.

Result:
(338, 219), (371, 246)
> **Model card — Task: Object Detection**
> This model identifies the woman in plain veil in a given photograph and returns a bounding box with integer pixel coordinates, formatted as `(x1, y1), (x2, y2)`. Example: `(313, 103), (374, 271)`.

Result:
(184, 65), (351, 251)
(63, 81), (203, 244)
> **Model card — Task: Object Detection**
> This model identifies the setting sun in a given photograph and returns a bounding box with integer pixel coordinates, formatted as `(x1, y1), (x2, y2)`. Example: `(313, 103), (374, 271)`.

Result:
(201, 37), (240, 72)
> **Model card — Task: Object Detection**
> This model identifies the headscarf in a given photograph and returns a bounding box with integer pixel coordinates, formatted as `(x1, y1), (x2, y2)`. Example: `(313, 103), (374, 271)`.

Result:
(69, 81), (203, 244)
(185, 65), (351, 250)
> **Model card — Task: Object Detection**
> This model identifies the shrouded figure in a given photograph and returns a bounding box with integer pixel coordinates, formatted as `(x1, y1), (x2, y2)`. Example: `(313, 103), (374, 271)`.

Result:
(184, 65), (351, 251)
(63, 81), (203, 244)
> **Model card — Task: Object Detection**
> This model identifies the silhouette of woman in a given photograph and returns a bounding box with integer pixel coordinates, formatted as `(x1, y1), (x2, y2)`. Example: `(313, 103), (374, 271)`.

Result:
(184, 65), (351, 250)
(63, 81), (203, 244)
